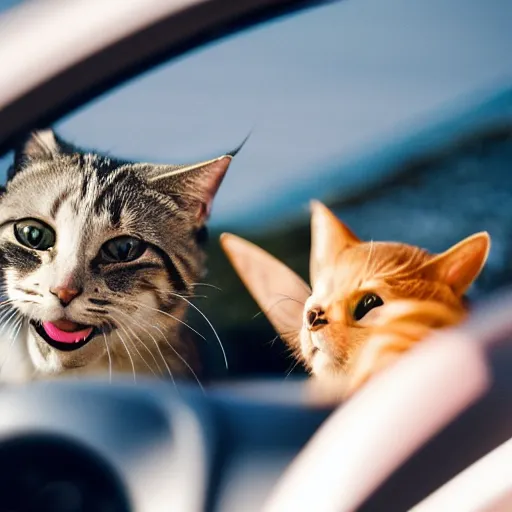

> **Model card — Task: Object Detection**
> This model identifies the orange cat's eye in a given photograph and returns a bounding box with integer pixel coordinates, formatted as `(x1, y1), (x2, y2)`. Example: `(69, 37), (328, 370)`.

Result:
(353, 293), (384, 321)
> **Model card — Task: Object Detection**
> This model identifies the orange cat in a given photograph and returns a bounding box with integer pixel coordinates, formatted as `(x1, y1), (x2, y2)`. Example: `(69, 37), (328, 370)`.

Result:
(221, 201), (490, 399)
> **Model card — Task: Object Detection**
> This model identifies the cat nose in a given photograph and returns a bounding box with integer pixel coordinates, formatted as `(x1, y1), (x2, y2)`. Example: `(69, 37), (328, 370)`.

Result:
(50, 284), (83, 306)
(306, 306), (328, 331)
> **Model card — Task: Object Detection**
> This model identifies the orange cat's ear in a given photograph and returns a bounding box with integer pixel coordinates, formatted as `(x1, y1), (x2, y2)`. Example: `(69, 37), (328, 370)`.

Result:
(421, 232), (491, 297)
(309, 201), (361, 286)
(220, 233), (311, 349)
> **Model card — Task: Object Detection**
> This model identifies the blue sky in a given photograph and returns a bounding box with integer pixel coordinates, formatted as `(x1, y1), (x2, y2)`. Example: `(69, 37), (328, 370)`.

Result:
(1, 0), (511, 229)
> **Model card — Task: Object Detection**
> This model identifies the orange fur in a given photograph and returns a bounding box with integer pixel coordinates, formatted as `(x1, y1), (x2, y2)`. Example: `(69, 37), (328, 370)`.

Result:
(342, 299), (466, 397)
(303, 201), (489, 397)
(221, 201), (490, 399)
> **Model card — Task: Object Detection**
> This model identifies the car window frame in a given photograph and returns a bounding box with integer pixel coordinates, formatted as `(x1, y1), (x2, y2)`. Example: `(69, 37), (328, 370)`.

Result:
(0, 0), (331, 157)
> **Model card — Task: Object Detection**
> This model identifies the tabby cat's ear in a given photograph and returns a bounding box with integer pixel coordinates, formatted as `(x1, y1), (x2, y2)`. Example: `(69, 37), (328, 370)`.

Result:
(220, 233), (311, 350)
(309, 200), (361, 287)
(148, 141), (245, 226)
(421, 232), (491, 297)
(14, 129), (71, 166)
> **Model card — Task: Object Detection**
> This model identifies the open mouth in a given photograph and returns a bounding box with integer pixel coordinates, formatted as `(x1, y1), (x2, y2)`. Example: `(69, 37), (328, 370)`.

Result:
(31, 319), (99, 352)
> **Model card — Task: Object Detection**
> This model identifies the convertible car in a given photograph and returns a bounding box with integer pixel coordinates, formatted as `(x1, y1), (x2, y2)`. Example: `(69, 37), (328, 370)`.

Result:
(0, 0), (511, 510)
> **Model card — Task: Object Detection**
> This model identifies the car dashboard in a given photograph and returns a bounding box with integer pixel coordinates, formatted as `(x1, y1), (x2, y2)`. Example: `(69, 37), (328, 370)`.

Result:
(0, 378), (331, 512)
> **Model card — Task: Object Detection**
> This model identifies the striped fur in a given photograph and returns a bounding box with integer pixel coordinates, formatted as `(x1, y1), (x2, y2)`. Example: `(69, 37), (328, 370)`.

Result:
(0, 129), (236, 382)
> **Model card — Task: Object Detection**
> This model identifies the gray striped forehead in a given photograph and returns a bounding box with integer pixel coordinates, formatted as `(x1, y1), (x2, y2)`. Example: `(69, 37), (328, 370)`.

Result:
(0, 154), (188, 250)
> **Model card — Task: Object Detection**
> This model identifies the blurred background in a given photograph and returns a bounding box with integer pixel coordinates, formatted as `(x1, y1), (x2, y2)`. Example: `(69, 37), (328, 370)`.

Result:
(1, 0), (511, 379)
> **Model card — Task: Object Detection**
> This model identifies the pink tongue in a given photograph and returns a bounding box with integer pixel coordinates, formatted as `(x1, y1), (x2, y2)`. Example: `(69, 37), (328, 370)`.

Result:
(42, 321), (93, 344)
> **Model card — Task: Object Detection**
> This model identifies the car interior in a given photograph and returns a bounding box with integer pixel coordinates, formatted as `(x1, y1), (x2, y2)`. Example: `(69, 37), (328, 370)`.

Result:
(0, 0), (511, 510)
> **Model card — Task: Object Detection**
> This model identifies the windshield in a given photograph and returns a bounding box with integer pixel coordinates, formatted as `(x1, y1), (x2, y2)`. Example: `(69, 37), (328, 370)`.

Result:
(0, 0), (510, 380)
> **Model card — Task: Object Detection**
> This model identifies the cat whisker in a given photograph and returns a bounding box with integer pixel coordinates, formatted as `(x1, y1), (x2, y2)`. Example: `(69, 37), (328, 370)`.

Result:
(0, 313), (22, 374)
(125, 300), (206, 341)
(133, 315), (204, 393)
(10, 316), (23, 342)
(0, 310), (14, 326)
(7, 314), (22, 337)
(0, 309), (20, 336)
(0, 302), (17, 320)
(252, 295), (305, 321)
(112, 310), (180, 392)
(279, 329), (301, 352)
(284, 359), (300, 380)
(169, 291), (228, 371)
(265, 334), (281, 347)
(109, 313), (159, 378)
(110, 308), (165, 378)
(111, 323), (137, 384)
(277, 293), (306, 306)
(191, 282), (223, 292)
(8, 316), (24, 361)
(278, 328), (300, 339)
(102, 330), (113, 384)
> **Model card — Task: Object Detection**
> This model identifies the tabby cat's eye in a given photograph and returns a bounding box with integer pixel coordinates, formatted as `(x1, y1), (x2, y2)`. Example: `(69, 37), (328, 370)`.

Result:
(353, 293), (384, 321)
(14, 219), (55, 251)
(101, 236), (147, 263)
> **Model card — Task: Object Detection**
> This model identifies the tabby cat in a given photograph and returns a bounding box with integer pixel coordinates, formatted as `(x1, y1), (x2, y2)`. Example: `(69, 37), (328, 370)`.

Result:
(0, 129), (237, 383)
(221, 201), (490, 398)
